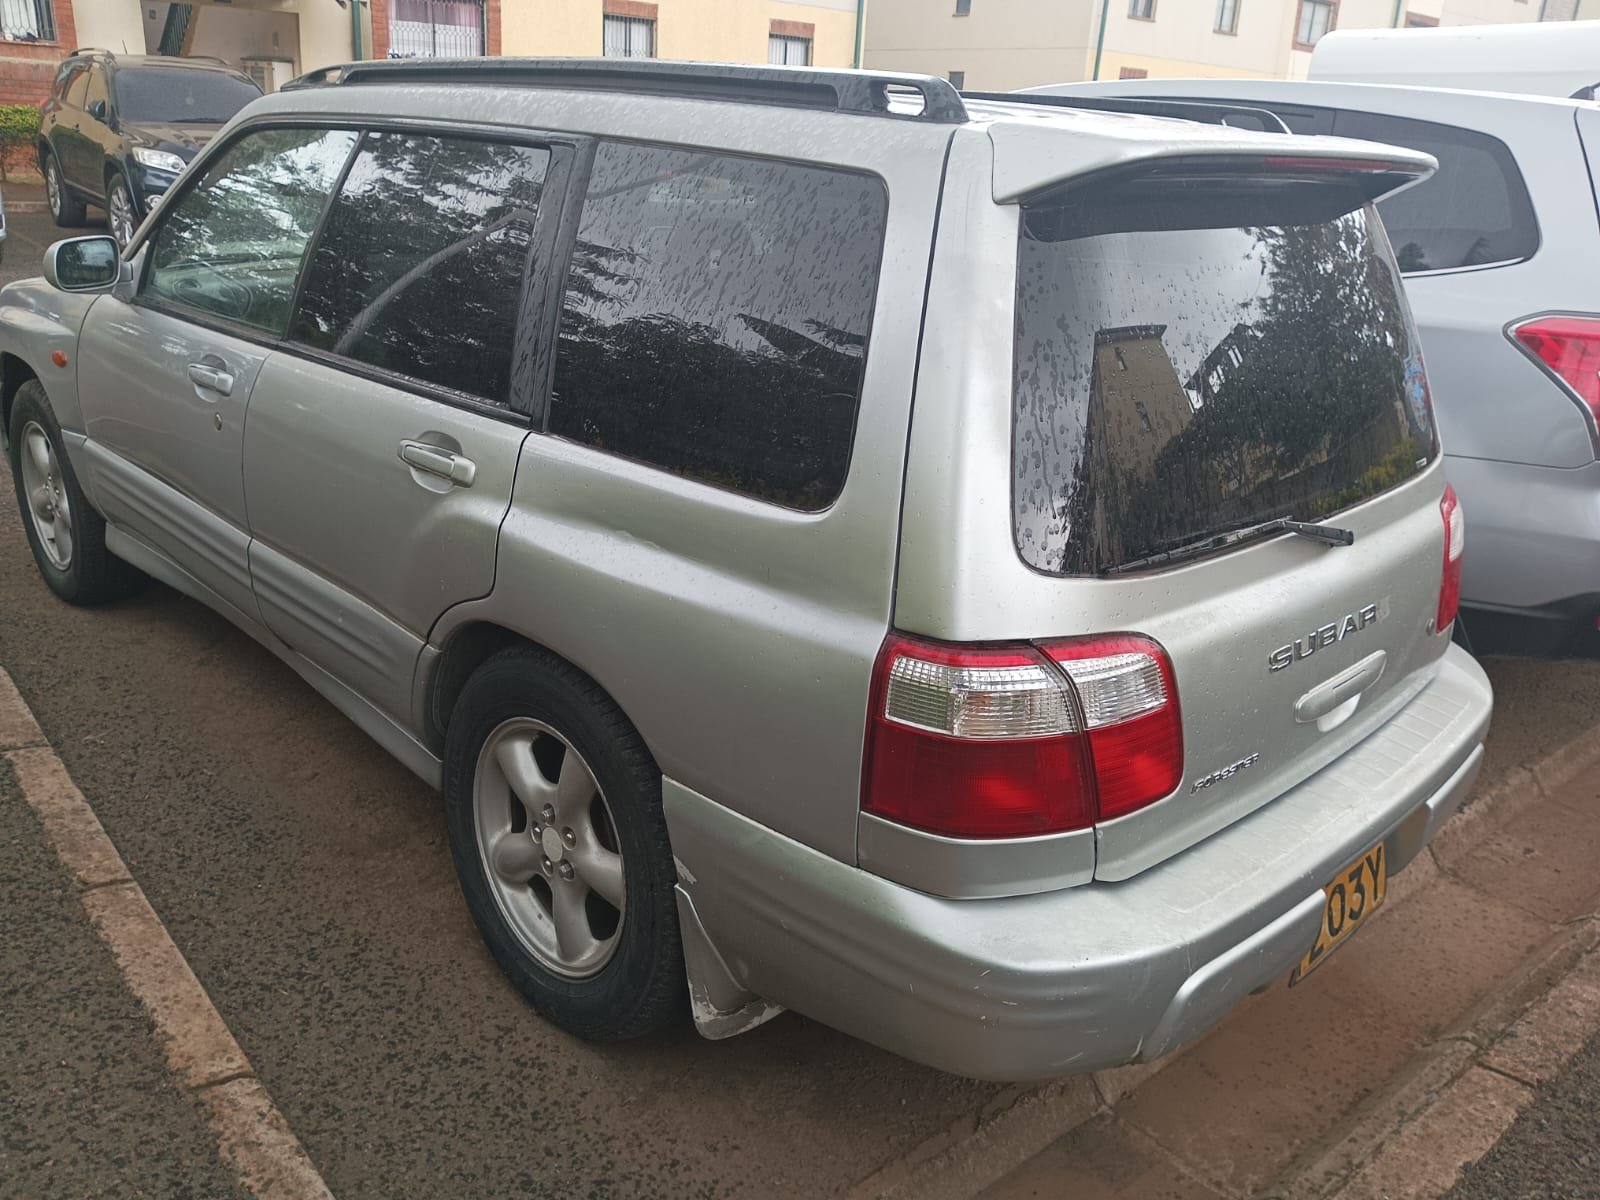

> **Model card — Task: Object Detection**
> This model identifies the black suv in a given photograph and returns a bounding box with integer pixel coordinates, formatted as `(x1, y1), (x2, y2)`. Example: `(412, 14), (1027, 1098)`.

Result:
(39, 51), (261, 247)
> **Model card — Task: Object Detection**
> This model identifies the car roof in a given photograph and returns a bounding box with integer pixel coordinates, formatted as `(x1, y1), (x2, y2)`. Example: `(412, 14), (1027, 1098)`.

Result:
(1028, 77), (1600, 117)
(260, 59), (1436, 203)
(73, 51), (249, 77)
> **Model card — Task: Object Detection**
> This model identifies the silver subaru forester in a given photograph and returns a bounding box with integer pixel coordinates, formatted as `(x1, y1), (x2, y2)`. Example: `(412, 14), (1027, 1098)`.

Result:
(1, 60), (1490, 1080)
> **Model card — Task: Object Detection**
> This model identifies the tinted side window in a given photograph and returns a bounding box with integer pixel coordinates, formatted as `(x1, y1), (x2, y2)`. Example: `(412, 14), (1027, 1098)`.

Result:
(548, 143), (887, 511)
(291, 133), (549, 406)
(145, 127), (358, 335)
(1334, 110), (1539, 273)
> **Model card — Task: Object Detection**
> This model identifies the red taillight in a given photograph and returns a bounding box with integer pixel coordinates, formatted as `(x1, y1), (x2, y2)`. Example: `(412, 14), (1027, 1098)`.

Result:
(1512, 316), (1600, 427)
(861, 632), (1183, 839)
(1438, 484), (1464, 632)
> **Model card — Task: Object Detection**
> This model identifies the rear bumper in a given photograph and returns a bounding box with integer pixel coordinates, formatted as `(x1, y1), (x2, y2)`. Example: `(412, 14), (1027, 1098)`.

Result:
(667, 645), (1492, 1081)
(1460, 594), (1600, 659)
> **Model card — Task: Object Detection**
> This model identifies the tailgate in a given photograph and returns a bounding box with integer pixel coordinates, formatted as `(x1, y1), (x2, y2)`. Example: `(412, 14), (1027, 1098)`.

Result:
(1009, 154), (1456, 880)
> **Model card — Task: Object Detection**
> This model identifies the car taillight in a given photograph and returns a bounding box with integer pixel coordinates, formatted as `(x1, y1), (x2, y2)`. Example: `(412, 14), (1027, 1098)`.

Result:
(1438, 484), (1464, 632)
(861, 633), (1183, 839)
(1511, 316), (1600, 430)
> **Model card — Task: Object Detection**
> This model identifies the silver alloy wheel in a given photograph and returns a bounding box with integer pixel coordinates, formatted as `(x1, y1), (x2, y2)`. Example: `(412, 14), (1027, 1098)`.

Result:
(108, 180), (136, 248)
(18, 421), (72, 569)
(473, 718), (626, 979)
(45, 160), (61, 219)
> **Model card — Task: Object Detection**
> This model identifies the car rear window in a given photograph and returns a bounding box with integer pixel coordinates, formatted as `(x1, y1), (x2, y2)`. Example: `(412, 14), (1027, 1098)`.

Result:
(1331, 111), (1538, 273)
(548, 141), (887, 511)
(1014, 171), (1438, 576)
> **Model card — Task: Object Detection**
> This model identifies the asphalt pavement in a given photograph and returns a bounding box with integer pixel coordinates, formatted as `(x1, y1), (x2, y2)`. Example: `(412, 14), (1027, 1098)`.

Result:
(1446, 1029), (1600, 1200)
(4, 206), (1600, 1199)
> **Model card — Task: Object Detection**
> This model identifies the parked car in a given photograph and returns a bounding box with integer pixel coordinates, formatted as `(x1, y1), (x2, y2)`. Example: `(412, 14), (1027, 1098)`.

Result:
(1031, 78), (1600, 659)
(1308, 21), (1600, 100)
(38, 50), (262, 248)
(0, 60), (1492, 1081)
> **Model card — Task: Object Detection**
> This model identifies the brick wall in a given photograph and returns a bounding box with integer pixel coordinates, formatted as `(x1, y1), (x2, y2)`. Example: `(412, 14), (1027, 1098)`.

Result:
(369, 0), (500, 60)
(0, 0), (77, 109)
(370, 0), (390, 59)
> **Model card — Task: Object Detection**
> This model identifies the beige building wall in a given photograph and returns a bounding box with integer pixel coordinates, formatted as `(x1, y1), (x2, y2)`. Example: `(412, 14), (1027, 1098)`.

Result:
(866, 0), (1580, 90)
(864, 0), (1095, 90)
(72, 0), (147, 55)
(502, 0), (859, 66)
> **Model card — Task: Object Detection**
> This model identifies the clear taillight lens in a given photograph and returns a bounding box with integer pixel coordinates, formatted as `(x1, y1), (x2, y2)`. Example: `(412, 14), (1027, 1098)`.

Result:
(862, 633), (1183, 839)
(1438, 484), (1464, 632)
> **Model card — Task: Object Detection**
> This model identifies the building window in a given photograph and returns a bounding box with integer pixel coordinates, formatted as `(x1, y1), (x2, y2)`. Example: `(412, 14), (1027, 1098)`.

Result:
(1294, 0), (1336, 48)
(604, 13), (656, 58)
(768, 34), (811, 65)
(1128, 0), (1155, 18)
(1215, 0), (1239, 34)
(1119, 67), (1148, 78)
(955, 0), (971, 13)
(389, 0), (485, 57)
(948, 69), (966, 88)
(0, 0), (57, 42)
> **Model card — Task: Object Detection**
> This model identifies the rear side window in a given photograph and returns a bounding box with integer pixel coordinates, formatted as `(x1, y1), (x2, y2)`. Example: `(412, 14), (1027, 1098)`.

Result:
(1333, 111), (1538, 273)
(548, 141), (888, 511)
(291, 132), (550, 406)
(63, 65), (90, 109)
(1014, 171), (1437, 576)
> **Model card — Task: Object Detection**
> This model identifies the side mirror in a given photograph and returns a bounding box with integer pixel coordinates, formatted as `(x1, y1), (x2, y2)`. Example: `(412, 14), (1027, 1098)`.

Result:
(44, 236), (120, 293)
(88, 99), (107, 121)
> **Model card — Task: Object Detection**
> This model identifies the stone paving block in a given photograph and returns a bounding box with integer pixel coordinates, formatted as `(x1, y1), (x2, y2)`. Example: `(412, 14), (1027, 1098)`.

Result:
(1438, 783), (1600, 924)
(1117, 876), (1549, 1197)
(1334, 1067), (1532, 1200)
(979, 1114), (1229, 1200)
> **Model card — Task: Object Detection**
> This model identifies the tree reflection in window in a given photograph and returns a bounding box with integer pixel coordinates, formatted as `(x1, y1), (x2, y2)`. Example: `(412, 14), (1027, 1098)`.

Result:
(1016, 194), (1437, 576)
(549, 142), (888, 511)
(291, 132), (548, 405)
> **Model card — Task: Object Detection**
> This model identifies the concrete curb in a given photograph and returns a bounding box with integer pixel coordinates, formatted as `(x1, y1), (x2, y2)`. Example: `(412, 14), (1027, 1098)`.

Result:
(0, 668), (337, 1200)
(843, 718), (1600, 1200)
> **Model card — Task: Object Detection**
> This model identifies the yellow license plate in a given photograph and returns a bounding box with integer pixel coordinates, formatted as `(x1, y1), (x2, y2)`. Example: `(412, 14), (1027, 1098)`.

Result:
(1292, 842), (1388, 984)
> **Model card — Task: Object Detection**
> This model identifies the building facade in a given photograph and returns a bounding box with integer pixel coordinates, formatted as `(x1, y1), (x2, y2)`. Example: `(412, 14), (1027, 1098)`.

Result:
(499, 0), (861, 68)
(865, 0), (1583, 92)
(0, 0), (374, 106)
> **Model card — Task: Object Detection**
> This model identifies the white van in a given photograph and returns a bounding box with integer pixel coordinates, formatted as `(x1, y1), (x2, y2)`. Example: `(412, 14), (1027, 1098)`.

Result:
(1309, 21), (1600, 100)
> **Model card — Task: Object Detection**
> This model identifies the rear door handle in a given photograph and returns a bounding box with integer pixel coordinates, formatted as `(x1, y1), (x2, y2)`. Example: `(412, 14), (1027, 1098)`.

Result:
(1294, 650), (1387, 725)
(399, 440), (476, 487)
(186, 360), (234, 396)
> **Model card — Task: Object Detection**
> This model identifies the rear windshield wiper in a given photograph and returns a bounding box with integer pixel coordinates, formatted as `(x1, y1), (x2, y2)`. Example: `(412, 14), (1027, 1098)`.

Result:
(1104, 516), (1355, 576)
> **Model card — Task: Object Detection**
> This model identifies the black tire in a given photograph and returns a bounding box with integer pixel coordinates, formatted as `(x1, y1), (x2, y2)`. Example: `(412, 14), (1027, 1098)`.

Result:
(7, 380), (143, 605)
(44, 152), (86, 228)
(443, 645), (686, 1041)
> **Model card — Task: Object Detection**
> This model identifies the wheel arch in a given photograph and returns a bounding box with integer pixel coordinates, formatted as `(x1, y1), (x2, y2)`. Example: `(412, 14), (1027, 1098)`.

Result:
(1, 353), (40, 448)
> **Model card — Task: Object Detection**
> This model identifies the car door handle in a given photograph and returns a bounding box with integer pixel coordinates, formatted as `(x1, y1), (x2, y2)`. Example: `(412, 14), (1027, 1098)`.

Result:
(186, 361), (234, 396)
(399, 440), (476, 487)
(1294, 650), (1387, 725)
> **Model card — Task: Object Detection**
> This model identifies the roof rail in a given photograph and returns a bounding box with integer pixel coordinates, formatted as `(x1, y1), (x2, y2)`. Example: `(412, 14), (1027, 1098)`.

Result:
(69, 46), (111, 57)
(285, 58), (970, 123)
(964, 90), (1291, 135)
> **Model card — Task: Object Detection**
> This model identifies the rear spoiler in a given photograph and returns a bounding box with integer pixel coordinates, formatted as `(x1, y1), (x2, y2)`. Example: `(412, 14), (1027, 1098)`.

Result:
(964, 90), (1292, 135)
(985, 119), (1436, 205)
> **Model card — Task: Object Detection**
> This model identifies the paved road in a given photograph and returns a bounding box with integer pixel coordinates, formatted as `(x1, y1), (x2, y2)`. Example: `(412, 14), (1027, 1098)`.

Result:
(1447, 1030), (1600, 1200)
(5, 206), (1600, 1199)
